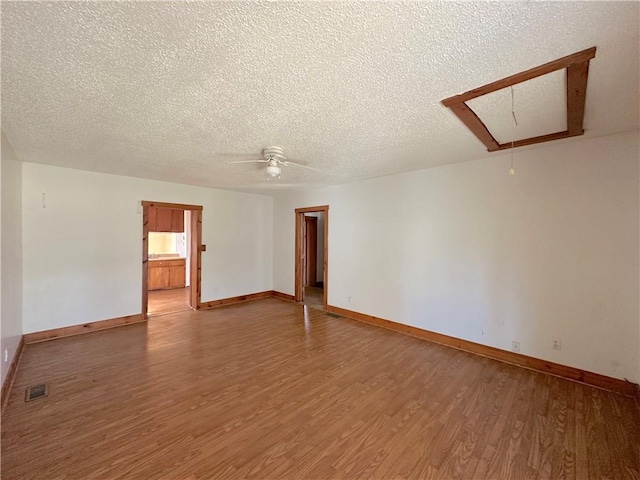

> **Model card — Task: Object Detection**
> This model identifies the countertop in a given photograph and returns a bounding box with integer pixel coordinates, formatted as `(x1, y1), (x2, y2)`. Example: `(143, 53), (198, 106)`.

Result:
(148, 256), (186, 262)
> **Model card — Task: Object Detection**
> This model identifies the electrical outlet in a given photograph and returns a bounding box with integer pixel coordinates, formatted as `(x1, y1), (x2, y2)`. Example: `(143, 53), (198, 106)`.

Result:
(348, 296), (352, 303)
(4, 349), (8, 362)
(511, 341), (520, 353)
(552, 339), (562, 350)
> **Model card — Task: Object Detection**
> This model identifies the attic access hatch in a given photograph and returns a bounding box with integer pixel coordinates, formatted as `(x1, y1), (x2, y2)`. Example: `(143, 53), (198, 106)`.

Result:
(442, 47), (596, 152)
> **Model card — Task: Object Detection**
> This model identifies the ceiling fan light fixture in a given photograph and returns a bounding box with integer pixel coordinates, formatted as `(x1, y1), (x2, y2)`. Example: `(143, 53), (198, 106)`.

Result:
(227, 146), (316, 180)
(265, 164), (281, 177)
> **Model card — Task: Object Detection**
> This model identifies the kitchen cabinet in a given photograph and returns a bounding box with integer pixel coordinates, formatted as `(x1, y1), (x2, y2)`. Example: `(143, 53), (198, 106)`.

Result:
(171, 209), (184, 232)
(156, 208), (173, 231)
(169, 262), (186, 288)
(148, 206), (184, 232)
(148, 263), (170, 290)
(148, 259), (186, 290)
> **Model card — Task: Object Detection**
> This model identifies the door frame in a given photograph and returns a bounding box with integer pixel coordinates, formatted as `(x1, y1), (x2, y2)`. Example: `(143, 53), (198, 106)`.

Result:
(295, 205), (329, 307)
(141, 201), (203, 319)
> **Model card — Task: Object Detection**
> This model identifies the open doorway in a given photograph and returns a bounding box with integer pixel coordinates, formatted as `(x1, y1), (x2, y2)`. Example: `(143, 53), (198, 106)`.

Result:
(295, 206), (328, 310)
(142, 201), (203, 319)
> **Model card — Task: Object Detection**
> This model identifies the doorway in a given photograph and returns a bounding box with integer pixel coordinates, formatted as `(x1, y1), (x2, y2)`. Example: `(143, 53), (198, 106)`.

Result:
(295, 205), (328, 309)
(142, 201), (203, 319)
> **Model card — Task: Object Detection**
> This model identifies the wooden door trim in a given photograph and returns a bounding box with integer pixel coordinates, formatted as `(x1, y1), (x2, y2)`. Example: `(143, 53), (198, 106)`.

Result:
(295, 205), (329, 307)
(441, 47), (596, 152)
(190, 209), (203, 310)
(142, 201), (203, 211)
(142, 201), (203, 319)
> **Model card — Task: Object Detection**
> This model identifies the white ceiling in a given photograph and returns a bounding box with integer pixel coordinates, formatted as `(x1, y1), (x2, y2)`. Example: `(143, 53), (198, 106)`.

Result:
(2, 1), (638, 193)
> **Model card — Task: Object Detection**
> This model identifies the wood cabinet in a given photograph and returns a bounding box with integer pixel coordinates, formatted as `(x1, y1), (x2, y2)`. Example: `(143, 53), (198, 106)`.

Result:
(171, 209), (185, 232)
(148, 259), (186, 290)
(169, 262), (186, 288)
(148, 206), (184, 232)
(148, 263), (170, 291)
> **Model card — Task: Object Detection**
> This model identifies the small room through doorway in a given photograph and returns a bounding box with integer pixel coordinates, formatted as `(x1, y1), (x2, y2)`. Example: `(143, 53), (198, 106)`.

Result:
(303, 212), (325, 310)
(147, 208), (191, 316)
(142, 202), (203, 319)
(295, 205), (328, 310)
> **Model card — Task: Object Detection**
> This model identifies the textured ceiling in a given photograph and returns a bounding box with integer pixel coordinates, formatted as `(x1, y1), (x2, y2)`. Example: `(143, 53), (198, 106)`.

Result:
(2, 1), (639, 193)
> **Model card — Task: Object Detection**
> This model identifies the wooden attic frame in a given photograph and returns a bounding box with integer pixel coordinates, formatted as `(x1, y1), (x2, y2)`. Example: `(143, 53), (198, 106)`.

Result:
(441, 47), (597, 152)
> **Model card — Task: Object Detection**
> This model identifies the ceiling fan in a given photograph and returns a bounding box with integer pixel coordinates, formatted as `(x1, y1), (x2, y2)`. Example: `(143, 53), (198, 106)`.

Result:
(227, 147), (317, 179)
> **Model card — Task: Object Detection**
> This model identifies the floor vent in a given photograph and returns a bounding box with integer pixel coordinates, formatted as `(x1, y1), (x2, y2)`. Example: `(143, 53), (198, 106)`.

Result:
(326, 312), (341, 319)
(25, 383), (48, 402)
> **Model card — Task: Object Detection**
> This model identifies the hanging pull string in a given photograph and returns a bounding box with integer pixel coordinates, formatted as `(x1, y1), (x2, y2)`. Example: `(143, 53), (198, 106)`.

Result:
(511, 85), (518, 127)
(510, 86), (517, 175)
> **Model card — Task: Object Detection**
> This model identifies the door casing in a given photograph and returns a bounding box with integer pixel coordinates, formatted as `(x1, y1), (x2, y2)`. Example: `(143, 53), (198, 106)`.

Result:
(295, 205), (329, 307)
(141, 201), (203, 319)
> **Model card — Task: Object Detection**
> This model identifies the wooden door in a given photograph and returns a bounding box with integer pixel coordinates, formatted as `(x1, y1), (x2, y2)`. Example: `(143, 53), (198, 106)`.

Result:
(305, 216), (318, 287)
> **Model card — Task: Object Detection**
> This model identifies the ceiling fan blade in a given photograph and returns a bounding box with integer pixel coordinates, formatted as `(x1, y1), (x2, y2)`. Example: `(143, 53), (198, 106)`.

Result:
(219, 152), (263, 158)
(283, 160), (317, 171)
(227, 159), (268, 164)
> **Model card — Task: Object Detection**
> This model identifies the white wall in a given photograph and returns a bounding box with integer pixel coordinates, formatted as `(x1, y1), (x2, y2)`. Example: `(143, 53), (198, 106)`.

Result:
(148, 233), (179, 254)
(1, 132), (24, 385)
(273, 131), (640, 383)
(22, 163), (273, 333)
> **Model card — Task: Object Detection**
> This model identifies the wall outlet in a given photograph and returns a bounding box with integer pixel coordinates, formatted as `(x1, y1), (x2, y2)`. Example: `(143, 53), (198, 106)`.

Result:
(511, 341), (520, 353)
(4, 349), (8, 362)
(348, 296), (352, 303)
(552, 339), (562, 350)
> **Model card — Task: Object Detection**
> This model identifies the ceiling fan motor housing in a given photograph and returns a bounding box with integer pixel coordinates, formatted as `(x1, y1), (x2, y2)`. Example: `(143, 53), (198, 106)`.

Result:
(227, 146), (314, 178)
(263, 146), (286, 162)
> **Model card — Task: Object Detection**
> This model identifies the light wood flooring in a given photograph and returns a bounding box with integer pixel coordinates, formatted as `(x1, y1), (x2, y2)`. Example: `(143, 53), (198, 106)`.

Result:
(303, 285), (324, 310)
(148, 286), (191, 316)
(2, 298), (639, 479)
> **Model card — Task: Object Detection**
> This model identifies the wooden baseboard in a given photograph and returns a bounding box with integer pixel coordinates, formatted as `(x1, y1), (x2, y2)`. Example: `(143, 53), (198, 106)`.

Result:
(200, 290), (298, 309)
(271, 291), (296, 302)
(13, 296), (638, 402)
(1, 336), (25, 412)
(200, 291), (274, 310)
(21, 290), (288, 346)
(327, 305), (639, 398)
(24, 314), (145, 344)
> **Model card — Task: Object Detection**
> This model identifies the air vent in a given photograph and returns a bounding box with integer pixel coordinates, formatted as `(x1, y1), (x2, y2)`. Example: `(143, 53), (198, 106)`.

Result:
(326, 312), (341, 318)
(25, 383), (48, 402)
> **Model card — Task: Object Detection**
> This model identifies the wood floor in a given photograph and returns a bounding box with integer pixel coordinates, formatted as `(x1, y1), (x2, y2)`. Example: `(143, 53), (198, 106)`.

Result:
(303, 285), (324, 310)
(2, 298), (639, 479)
(148, 286), (191, 316)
